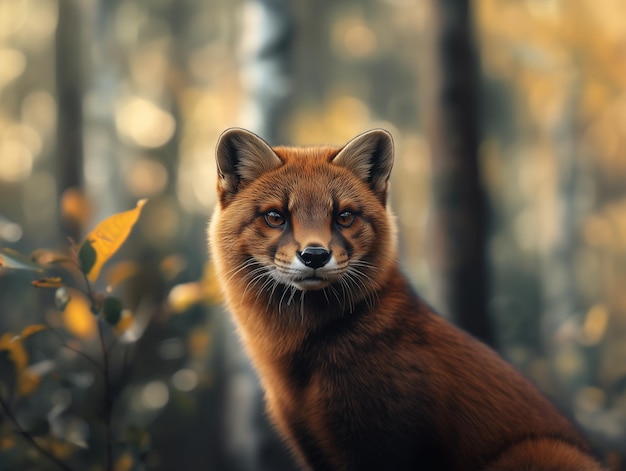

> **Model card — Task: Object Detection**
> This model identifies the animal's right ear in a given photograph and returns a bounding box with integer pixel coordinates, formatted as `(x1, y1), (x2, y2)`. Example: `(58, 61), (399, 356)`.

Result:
(215, 128), (282, 201)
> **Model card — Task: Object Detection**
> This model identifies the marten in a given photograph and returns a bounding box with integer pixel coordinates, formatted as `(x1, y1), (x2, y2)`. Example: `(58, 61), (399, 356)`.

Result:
(208, 128), (604, 470)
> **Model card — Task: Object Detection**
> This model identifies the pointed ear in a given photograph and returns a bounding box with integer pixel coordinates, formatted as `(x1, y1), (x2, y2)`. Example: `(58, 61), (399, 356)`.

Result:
(332, 129), (394, 204)
(215, 128), (282, 201)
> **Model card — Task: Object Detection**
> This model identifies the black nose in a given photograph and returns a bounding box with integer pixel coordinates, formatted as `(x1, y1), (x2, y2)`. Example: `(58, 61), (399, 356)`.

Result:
(297, 246), (331, 269)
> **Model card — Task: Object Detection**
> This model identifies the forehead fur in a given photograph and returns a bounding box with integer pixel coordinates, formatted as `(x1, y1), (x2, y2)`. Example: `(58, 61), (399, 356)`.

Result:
(266, 147), (371, 202)
(272, 145), (340, 163)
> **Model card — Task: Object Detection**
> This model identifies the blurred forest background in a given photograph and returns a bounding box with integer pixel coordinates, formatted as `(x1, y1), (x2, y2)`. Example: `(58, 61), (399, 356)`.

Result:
(1, 0), (626, 469)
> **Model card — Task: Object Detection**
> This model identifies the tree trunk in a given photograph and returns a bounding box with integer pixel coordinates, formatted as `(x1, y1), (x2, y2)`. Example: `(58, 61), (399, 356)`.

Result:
(423, 0), (495, 347)
(55, 0), (84, 241)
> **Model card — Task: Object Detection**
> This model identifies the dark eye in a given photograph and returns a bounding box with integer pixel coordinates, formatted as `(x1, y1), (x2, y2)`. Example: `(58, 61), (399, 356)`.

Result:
(336, 211), (355, 228)
(264, 211), (285, 228)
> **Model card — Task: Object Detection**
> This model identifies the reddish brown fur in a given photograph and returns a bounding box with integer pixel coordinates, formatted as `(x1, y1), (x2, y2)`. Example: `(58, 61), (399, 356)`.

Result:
(208, 129), (604, 470)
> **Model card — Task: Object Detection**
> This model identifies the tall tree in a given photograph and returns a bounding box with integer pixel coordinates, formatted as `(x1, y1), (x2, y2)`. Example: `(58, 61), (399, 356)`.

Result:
(422, 0), (495, 346)
(55, 0), (85, 241)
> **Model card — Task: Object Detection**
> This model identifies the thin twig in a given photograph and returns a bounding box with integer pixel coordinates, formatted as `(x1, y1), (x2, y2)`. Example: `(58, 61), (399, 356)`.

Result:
(115, 344), (134, 395)
(79, 269), (97, 313)
(79, 267), (113, 471)
(98, 320), (113, 471)
(0, 391), (73, 471)
(49, 328), (103, 373)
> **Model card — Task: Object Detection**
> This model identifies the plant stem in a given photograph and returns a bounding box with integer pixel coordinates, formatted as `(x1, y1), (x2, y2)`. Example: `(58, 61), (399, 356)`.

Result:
(80, 270), (97, 313)
(49, 328), (104, 373)
(97, 320), (113, 471)
(79, 263), (115, 470)
(0, 391), (73, 471)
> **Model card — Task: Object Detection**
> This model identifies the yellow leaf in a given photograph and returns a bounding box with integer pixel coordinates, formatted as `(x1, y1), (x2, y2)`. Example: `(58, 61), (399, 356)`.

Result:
(63, 293), (97, 339)
(31, 277), (64, 288)
(80, 199), (147, 282)
(18, 369), (40, 396)
(19, 324), (48, 339)
(0, 332), (27, 370)
(0, 333), (40, 396)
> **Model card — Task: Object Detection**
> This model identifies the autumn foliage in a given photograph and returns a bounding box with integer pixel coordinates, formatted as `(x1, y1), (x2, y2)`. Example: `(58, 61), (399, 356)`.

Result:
(0, 198), (154, 470)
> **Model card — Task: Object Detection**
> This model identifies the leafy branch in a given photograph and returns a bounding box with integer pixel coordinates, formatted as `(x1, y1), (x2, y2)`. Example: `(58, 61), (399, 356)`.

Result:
(0, 199), (147, 471)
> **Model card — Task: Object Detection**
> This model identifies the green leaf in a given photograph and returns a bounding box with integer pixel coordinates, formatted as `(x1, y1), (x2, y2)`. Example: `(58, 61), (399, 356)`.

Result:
(103, 297), (123, 325)
(78, 239), (97, 275)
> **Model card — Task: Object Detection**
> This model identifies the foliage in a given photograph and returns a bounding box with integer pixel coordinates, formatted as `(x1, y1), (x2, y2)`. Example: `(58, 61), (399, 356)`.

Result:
(0, 198), (195, 471)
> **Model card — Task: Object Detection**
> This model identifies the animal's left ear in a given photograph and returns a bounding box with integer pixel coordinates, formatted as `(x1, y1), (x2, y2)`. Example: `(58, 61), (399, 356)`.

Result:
(331, 129), (394, 205)
(215, 128), (282, 204)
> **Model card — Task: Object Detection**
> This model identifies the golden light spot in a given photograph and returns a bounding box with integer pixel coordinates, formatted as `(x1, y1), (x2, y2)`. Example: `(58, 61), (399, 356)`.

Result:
(327, 96), (371, 136)
(168, 282), (203, 313)
(344, 25), (377, 58)
(61, 187), (92, 230)
(172, 369), (198, 392)
(126, 158), (169, 197)
(23, 0), (58, 44)
(0, 435), (16, 450)
(575, 386), (606, 415)
(525, 0), (560, 18)
(114, 452), (134, 471)
(188, 328), (211, 357)
(554, 346), (584, 377)
(0, 49), (26, 88)
(332, 16), (377, 59)
(48, 438), (74, 459)
(21, 91), (57, 137)
(0, 139), (33, 182)
(0, 0), (28, 37)
(141, 381), (169, 409)
(580, 304), (609, 346)
(2, 124), (42, 159)
(159, 254), (188, 281)
(115, 96), (176, 148)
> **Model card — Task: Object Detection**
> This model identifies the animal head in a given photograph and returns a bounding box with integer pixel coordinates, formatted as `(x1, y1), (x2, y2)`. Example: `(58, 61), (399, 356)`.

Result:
(210, 128), (397, 307)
